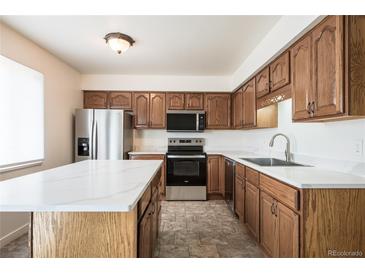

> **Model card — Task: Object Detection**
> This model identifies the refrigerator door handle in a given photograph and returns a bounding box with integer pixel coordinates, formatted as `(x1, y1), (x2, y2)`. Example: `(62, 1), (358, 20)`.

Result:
(91, 118), (95, 160)
(94, 121), (98, 160)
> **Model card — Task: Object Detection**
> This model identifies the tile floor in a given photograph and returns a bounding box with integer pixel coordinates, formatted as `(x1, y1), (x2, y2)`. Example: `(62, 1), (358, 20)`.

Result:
(0, 200), (265, 258)
(154, 200), (265, 258)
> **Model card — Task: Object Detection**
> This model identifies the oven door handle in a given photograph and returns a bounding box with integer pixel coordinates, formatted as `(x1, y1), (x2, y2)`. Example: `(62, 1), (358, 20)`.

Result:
(167, 155), (206, 159)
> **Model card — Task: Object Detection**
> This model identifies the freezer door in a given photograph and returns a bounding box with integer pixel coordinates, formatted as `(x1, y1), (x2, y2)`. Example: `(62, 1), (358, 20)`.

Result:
(94, 109), (124, 160)
(75, 109), (94, 162)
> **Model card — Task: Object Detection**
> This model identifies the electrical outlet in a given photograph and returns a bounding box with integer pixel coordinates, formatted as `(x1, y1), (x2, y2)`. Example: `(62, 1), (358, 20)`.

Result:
(354, 139), (364, 157)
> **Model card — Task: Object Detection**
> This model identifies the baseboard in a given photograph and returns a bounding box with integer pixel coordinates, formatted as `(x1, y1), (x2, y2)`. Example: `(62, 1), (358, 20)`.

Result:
(0, 223), (29, 248)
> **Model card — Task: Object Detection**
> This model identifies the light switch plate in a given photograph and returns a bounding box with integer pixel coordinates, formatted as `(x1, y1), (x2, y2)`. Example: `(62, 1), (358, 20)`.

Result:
(354, 139), (364, 157)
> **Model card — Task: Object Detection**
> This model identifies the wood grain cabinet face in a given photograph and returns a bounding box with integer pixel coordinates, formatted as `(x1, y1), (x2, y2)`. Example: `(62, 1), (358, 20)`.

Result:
(133, 93), (150, 128)
(242, 79), (257, 128)
(232, 90), (243, 129)
(234, 176), (245, 221)
(205, 93), (231, 129)
(149, 93), (166, 128)
(166, 93), (185, 110)
(270, 51), (290, 92)
(291, 35), (312, 120)
(207, 156), (220, 194)
(245, 181), (260, 241)
(255, 67), (270, 98)
(109, 92), (132, 109)
(312, 16), (344, 118)
(138, 203), (153, 258)
(260, 191), (277, 257)
(185, 93), (204, 110)
(84, 91), (108, 109)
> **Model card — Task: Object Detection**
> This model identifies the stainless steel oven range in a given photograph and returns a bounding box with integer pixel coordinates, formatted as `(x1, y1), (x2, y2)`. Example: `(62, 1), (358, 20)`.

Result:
(166, 138), (207, 201)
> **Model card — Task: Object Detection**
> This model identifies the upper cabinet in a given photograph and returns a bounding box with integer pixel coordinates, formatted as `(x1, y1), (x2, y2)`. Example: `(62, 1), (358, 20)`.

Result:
(242, 79), (256, 128)
(109, 92), (132, 109)
(166, 93), (185, 110)
(133, 93), (150, 128)
(232, 89), (243, 129)
(292, 15), (365, 121)
(84, 91), (108, 109)
(185, 93), (204, 110)
(270, 51), (290, 92)
(255, 67), (270, 98)
(204, 93), (231, 129)
(149, 93), (166, 128)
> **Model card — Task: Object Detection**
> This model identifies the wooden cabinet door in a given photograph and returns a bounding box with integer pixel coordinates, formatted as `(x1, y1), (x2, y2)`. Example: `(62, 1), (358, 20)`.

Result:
(255, 67), (270, 98)
(138, 204), (152, 258)
(109, 92), (132, 109)
(312, 16), (344, 118)
(84, 91), (108, 109)
(150, 93), (166, 128)
(185, 93), (204, 110)
(166, 93), (185, 110)
(245, 181), (260, 240)
(242, 79), (256, 128)
(260, 191), (276, 257)
(277, 202), (299, 258)
(232, 90), (243, 129)
(207, 156), (220, 194)
(270, 51), (290, 92)
(133, 93), (150, 128)
(234, 176), (244, 221)
(205, 93), (231, 129)
(291, 35), (312, 120)
(151, 190), (159, 254)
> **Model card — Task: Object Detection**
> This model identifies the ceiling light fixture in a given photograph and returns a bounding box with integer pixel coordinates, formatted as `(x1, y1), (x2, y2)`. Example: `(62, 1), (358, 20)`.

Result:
(104, 32), (135, 54)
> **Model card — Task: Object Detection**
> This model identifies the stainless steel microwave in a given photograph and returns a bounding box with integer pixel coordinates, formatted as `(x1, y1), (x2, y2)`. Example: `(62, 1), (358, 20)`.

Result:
(166, 111), (205, 132)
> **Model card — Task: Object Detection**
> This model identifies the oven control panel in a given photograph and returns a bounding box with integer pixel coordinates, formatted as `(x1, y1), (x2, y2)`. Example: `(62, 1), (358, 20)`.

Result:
(168, 138), (205, 146)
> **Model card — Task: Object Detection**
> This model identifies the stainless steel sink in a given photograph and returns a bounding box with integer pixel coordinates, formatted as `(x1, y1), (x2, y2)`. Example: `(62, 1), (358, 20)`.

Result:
(239, 158), (308, 167)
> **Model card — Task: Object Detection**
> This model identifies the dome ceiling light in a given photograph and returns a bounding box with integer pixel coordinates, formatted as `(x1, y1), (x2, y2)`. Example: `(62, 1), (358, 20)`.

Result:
(104, 32), (135, 54)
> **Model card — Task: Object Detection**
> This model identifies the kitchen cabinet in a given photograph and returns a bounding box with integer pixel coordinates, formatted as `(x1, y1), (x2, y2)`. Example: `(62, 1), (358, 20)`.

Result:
(133, 93), (150, 128)
(84, 91), (108, 109)
(245, 181), (259, 241)
(138, 202), (153, 258)
(291, 35), (312, 120)
(205, 93), (231, 129)
(232, 89), (243, 129)
(185, 93), (204, 110)
(234, 174), (245, 221)
(129, 154), (166, 197)
(109, 92), (132, 109)
(260, 191), (276, 257)
(149, 93), (166, 128)
(242, 79), (256, 128)
(207, 155), (220, 194)
(166, 93), (185, 110)
(269, 51), (290, 92)
(255, 67), (270, 98)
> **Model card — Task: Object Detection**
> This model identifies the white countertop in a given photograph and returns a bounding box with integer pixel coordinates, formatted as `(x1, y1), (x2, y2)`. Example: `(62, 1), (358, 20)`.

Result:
(128, 151), (166, 155)
(128, 150), (365, 189)
(0, 160), (162, 212)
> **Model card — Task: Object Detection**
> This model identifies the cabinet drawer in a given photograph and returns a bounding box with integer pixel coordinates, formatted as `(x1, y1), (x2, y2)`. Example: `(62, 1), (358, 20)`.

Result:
(260, 174), (299, 210)
(236, 163), (245, 179)
(246, 167), (259, 186)
(138, 185), (151, 219)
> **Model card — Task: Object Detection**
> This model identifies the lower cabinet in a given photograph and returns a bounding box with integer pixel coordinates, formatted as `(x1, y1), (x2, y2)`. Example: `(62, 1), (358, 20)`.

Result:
(234, 176), (245, 220)
(207, 155), (225, 197)
(245, 181), (260, 240)
(260, 191), (299, 257)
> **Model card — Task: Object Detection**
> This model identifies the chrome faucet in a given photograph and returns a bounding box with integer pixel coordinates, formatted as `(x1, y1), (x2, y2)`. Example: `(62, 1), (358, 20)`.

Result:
(269, 133), (291, 162)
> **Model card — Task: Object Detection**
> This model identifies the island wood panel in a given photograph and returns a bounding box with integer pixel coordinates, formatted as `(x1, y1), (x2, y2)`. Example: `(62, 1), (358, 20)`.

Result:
(302, 188), (365, 258)
(32, 209), (138, 258)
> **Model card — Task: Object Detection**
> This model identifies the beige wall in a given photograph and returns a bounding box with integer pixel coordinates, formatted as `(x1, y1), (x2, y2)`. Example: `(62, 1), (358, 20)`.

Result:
(0, 22), (82, 245)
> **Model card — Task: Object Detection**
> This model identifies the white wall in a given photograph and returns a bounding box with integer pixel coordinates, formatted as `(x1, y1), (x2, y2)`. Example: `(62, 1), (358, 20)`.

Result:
(0, 22), (82, 247)
(231, 15), (324, 90)
(82, 74), (230, 92)
(135, 99), (365, 176)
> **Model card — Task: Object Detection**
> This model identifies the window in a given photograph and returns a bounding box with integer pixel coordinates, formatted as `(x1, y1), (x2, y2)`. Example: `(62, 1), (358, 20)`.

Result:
(0, 55), (44, 172)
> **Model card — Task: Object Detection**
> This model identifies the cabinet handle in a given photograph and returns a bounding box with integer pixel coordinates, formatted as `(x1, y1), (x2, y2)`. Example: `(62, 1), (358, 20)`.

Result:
(271, 203), (275, 215)
(311, 101), (315, 114)
(307, 102), (311, 114)
(274, 201), (278, 217)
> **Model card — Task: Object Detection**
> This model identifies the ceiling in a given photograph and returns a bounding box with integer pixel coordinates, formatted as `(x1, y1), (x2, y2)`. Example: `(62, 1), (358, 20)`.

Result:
(1, 16), (281, 75)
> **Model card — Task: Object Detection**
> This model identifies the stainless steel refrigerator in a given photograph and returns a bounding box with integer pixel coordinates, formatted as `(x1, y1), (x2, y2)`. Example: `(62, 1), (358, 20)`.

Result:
(74, 109), (133, 162)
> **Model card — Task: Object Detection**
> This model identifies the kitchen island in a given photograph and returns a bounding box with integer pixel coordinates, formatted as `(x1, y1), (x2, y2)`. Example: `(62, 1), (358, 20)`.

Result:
(0, 160), (163, 258)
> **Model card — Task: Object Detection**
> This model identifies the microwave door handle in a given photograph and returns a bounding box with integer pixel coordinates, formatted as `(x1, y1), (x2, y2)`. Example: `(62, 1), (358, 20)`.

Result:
(196, 113), (199, 131)
(167, 155), (206, 159)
